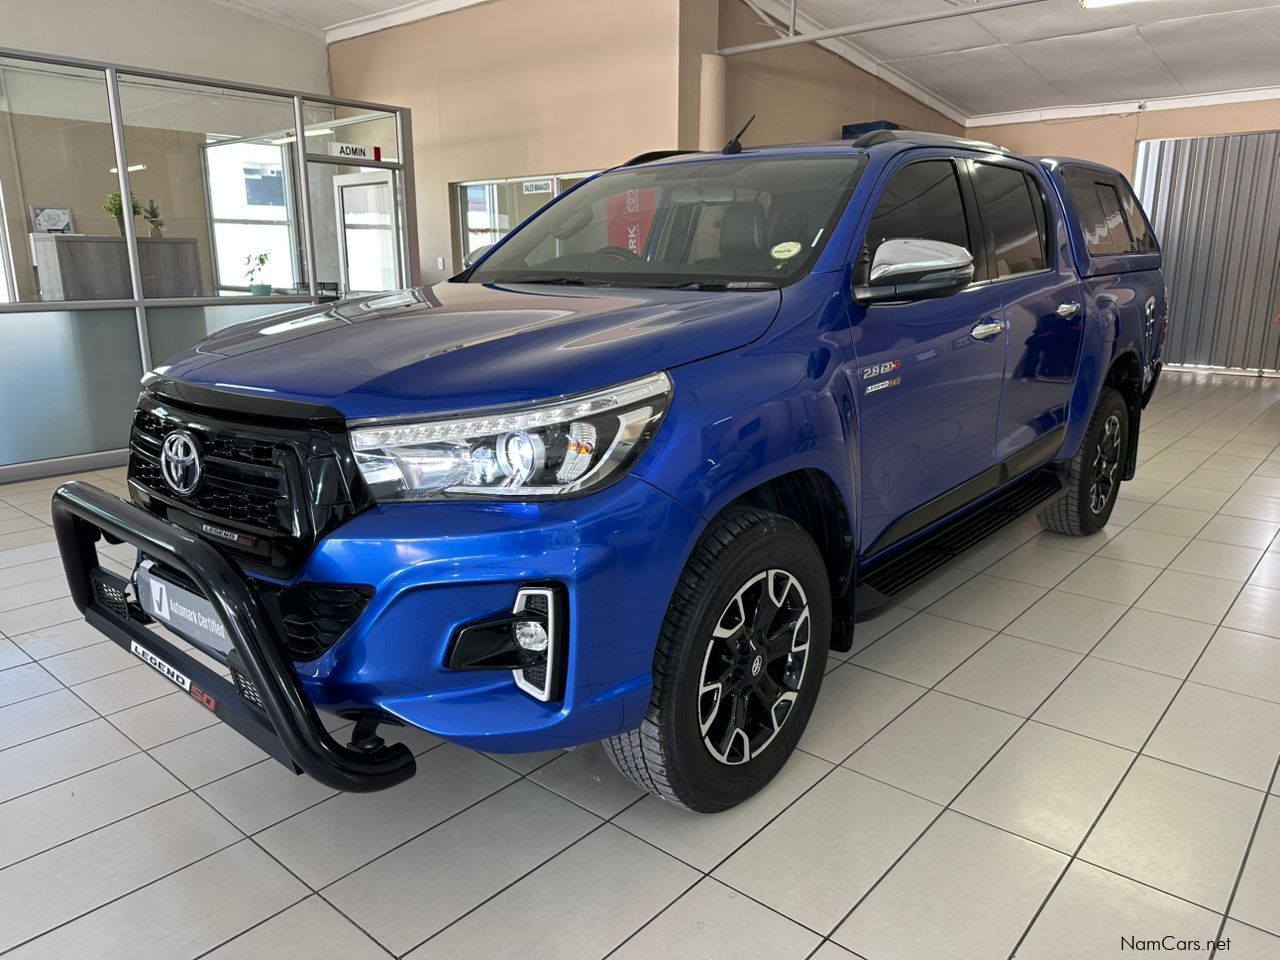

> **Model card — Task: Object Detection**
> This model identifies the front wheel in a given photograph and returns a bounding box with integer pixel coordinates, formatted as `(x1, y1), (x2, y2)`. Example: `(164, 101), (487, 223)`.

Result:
(1038, 386), (1129, 536)
(604, 508), (830, 812)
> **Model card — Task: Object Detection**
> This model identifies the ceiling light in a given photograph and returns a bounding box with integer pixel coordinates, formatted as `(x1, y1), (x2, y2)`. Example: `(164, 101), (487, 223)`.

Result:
(1079, 0), (1165, 8)
(108, 163), (147, 173)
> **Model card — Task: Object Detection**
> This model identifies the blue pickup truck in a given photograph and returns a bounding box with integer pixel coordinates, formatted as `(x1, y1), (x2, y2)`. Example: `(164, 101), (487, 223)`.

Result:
(53, 130), (1165, 812)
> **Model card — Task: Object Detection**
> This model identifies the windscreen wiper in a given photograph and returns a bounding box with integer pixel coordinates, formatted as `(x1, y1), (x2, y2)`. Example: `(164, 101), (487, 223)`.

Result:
(666, 280), (780, 291)
(500, 275), (612, 287)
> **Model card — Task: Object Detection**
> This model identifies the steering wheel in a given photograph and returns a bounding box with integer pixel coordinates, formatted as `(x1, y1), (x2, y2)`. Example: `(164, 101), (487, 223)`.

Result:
(595, 246), (643, 262)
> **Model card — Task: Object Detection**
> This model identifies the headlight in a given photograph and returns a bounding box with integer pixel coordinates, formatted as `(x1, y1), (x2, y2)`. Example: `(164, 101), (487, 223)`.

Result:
(349, 372), (672, 501)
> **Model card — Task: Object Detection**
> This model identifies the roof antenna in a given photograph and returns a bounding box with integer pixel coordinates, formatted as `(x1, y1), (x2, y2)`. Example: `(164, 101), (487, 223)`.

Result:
(722, 114), (756, 155)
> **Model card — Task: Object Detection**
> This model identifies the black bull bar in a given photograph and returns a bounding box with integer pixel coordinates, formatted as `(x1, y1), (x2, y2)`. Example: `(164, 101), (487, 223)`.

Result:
(51, 481), (415, 792)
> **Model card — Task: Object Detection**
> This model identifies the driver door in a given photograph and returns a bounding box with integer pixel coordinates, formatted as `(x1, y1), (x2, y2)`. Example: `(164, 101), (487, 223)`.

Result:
(848, 156), (1007, 555)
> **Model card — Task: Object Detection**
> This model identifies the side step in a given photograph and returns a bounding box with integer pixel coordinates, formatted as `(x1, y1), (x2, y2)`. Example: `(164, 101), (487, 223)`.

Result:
(854, 469), (1064, 620)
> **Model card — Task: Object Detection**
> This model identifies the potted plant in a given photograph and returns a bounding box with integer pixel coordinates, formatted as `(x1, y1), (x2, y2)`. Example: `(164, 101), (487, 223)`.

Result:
(142, 198), (165, 238)
(103, 191), (142, 237)
(245, 252), (272, 296)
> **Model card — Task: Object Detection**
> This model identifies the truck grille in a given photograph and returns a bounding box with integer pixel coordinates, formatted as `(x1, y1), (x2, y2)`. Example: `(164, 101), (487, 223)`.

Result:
(125, 391), (373, 578)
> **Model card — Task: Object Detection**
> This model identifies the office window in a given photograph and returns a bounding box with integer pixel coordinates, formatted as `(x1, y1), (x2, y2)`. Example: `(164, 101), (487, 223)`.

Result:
(976, 163), (1047, 277)
(0, 58), (122, 303)
(116, 74), (306, 297)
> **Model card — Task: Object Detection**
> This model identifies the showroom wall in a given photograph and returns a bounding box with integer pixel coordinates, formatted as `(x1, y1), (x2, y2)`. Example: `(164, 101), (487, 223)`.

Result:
(0, 0), (329, 92)
(975, 98), (1280, 176)
(328, 0), (690, 285)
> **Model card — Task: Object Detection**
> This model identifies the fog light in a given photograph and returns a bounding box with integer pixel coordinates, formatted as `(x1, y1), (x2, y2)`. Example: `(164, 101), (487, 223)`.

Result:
(514, 620), (549, 652)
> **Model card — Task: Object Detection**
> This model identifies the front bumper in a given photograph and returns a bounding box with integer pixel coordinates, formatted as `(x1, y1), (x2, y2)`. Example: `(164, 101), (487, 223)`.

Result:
(53, 473), (704, 786)
(51, 481), (416, 792)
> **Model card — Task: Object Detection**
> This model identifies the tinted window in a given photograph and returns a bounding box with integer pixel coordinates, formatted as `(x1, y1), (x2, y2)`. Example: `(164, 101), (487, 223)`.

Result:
(976, 163), (1047, 277)
(864, 160), (970, 261)
(1067, 173), (1155, 256)
(1118, 181), (1158, 252)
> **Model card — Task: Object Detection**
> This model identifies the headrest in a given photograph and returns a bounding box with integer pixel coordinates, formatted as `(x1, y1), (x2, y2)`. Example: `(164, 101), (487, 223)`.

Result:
(719, 201), (766, 259)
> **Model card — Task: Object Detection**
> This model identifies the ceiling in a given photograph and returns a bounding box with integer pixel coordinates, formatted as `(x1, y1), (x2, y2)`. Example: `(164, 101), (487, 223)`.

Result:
(215, 0), (1280, 121)
(751, 0), (1280, 120)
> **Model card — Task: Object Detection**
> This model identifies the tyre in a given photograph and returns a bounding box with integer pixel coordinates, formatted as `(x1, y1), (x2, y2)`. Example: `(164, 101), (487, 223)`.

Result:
(1038, 386), (1129, 536)
(604, 507), (830, 812)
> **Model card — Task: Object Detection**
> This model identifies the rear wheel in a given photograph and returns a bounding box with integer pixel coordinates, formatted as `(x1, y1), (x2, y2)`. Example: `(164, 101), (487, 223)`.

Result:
(604, 508), (830, 812)
(1038, 386), (1128, 536)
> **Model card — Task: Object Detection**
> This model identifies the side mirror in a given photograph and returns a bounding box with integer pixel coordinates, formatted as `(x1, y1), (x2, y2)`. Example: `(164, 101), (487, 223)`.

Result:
(854, 238), (974, 305)
(462, 244), (493, 268)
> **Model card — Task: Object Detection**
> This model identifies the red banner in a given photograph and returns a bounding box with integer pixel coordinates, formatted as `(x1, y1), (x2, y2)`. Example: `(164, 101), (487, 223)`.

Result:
(606, 188), (657, 256)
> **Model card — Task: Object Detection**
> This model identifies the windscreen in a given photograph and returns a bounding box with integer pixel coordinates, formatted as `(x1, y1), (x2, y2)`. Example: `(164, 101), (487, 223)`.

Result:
(465, 154), (867, 289)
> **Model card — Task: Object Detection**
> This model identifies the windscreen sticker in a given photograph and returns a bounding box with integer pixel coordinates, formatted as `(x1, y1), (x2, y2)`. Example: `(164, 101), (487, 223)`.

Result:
(770, 241), (802, 260)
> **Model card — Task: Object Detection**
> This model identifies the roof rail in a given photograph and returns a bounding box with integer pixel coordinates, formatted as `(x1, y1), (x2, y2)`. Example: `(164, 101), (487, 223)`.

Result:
(622, 149), (698, 167)
(852, 130), (1009, 153)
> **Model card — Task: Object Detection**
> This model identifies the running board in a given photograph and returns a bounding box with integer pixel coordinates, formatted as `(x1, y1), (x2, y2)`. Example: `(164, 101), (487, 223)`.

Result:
(854, 469), (1064, 620)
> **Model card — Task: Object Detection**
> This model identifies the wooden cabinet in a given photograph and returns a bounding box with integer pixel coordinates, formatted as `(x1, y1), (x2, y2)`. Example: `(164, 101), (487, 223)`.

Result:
(30, 234), (203, 300)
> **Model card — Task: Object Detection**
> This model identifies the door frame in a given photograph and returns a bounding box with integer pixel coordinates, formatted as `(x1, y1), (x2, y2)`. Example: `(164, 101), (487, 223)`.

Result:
(333, 170), (402, 295)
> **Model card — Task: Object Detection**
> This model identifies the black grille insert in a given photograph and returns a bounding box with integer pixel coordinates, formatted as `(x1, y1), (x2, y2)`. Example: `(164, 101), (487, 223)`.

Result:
(257, 582), (375, 661)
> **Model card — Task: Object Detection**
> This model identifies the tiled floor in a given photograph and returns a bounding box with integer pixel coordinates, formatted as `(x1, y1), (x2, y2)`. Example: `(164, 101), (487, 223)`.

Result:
(1, 368), (1279, 959)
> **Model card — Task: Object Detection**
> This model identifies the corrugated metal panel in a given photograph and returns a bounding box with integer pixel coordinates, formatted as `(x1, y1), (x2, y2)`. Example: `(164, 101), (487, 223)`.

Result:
(1135, 133), (1280, 372)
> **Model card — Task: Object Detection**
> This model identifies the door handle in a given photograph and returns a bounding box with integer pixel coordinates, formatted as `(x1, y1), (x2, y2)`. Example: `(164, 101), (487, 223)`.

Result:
(970, 318), (1005, 341)
(1056, 301), (1081, 318)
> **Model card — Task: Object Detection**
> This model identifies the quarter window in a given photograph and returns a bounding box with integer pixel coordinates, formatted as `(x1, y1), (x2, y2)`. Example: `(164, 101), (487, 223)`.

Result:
(864, 160), (970, 264)
(975, 163), (1047, 277)
(1067, 172), (1156, 256)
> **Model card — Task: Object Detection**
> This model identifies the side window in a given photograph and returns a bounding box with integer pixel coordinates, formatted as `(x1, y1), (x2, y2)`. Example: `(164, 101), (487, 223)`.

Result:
(1067, 172), (1153, 256)
(1118, 181), (1158, 253)
(975, 163), (1047, 278)
(864, 160), (970, 264)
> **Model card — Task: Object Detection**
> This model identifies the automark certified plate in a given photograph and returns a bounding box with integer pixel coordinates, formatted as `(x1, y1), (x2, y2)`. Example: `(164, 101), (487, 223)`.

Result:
(135, 561), (233, 657)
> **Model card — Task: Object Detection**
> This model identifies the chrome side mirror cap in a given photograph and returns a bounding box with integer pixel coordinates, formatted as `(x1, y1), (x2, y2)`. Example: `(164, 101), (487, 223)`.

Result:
(854, 237), (974, 305)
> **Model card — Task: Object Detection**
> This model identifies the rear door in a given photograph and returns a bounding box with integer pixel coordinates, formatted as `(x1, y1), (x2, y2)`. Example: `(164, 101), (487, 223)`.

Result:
(848, 154), (1008, 555)
(969, 158), (1084, 468)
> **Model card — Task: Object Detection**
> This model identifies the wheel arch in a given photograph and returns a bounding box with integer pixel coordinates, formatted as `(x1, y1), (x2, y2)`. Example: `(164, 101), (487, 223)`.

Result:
(721, 467), (858, 651)
(1103, 349), (1143, 480)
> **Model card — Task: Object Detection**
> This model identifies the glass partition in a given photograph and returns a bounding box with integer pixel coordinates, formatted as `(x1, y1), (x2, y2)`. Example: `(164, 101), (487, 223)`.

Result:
(302, 102), (399, 162)
(0, 309), (143, 466)
(116, 75), (306, 298)
(0, 48), (414, 477)
(308, 162), (403, 297)
(145, 302), (295, 367)
(0, 58), (123, 303)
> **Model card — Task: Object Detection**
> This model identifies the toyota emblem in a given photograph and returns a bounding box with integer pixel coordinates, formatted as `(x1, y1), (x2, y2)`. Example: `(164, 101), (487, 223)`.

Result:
(160, 430), (203, 496)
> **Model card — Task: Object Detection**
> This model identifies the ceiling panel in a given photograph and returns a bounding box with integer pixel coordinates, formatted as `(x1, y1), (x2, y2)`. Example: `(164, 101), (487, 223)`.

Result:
(847, 18), (1001, 59)
(1141, 14), (1280, 93)
(1015, 24), (1186, 104)
(971, 1), (1131, 44)
(776, 0), (1280, 118)
(889, 45), (1075, 115)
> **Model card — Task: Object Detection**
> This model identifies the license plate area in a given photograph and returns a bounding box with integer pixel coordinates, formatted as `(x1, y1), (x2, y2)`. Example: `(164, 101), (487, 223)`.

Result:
(135, 560), (234, 659)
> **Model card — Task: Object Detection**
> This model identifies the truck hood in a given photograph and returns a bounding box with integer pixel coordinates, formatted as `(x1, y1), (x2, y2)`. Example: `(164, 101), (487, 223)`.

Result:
(155, 282), (781, 419)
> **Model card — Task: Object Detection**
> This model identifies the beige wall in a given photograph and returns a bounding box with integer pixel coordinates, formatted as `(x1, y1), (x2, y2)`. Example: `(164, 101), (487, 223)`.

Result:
(718, 0), (963, 145)
(329, 0), (686, 284)
(0, 0), (329, 93)
(974, 99), (1280, 175)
